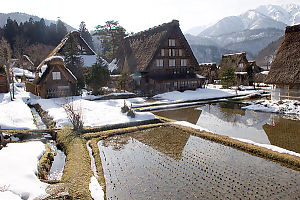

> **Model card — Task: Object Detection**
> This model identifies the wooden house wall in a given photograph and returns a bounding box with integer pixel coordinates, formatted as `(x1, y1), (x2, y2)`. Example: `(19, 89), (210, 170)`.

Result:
(272, 85), (300, 101)
(39, 65), (76, 98)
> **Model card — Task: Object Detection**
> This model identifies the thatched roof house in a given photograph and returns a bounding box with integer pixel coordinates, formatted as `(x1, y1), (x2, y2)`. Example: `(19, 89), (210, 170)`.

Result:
(265, 24), (300, 100)
(195, 63), (218, 84)
(116, 20), (203, 95)
(26, 56), (77, 98)
(219, 52), (261, 86)
(36, 31), (97, 71)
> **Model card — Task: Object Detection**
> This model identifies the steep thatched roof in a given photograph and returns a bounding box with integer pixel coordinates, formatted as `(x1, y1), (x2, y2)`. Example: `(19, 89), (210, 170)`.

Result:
(34, 56), (77, 85)
(265, 24), (300, 85)
(36, 31), (96, 71)
(116, 20), (198, 72)
(219, 52), (248, 71)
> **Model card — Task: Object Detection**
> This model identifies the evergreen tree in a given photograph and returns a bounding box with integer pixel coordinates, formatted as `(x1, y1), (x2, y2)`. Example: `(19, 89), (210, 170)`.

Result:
(86, 60), (110, 95)
(56, 19), (68, 44)
(94, 20), (127, 62)
(117, 69), (131, 92)
(219, 66), (235, 88)
(64, 34), (84, 94)
(79, 21), (94, 50)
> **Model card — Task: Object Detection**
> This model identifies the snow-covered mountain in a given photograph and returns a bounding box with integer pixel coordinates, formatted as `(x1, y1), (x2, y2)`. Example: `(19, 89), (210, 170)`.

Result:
(256, 4), (300, 25)
(199, 9), (287, 37)
(186, 4), (298, 63)
(0, 12), (75, 32)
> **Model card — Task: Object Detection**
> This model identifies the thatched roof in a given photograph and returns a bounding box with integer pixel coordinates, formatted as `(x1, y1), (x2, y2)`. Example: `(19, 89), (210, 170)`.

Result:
(116, 20), (198, 72)
(265, 24), (300, 85)
(36, 31), (96, 71)
(219, 52), (248, 71)
(34, 56), (77, 85)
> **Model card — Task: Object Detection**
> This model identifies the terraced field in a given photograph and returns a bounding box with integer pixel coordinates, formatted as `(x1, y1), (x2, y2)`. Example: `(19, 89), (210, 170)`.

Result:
(98, 126), (300, 200)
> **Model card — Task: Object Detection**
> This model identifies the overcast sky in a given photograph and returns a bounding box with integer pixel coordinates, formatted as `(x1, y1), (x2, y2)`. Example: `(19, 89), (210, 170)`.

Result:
(1, 0), (300, 33)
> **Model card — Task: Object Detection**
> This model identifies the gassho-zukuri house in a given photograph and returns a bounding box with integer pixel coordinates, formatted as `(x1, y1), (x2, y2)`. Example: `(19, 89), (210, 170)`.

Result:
(115, 20), (205, 96)
(26, 30), (97, 98)
(265, 24), (300, 101)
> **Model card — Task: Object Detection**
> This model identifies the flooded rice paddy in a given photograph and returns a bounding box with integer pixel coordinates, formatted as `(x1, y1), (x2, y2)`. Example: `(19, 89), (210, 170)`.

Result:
(153, 102), (300, 154)
(98, 126), (300, 200)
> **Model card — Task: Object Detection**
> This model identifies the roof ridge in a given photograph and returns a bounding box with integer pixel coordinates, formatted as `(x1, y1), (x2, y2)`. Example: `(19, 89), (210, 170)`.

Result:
(125, 20), (179, 40)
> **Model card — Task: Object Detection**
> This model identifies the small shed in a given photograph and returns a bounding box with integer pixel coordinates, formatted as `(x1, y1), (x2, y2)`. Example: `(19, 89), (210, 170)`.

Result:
(0, 74), (8, 93)
(26, 56), (77, 98)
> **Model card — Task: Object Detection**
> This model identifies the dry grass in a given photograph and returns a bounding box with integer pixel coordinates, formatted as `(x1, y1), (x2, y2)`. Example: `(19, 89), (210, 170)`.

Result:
(56, 128), (93, 199)
(38, 143), (54, 180)
(82, 123), (166, 140)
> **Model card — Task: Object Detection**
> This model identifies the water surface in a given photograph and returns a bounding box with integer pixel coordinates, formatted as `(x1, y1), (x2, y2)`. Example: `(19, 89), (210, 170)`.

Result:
(98, 127), (300, 200)
(153, 102), (300, 153)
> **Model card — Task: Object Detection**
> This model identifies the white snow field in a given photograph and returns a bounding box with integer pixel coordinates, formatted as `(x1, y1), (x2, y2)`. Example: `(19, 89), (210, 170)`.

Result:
(0, 141), (48, 200)
(0, 87), (36, 129)
(153, 85), (264, 102)
(33, 97), (156, 128)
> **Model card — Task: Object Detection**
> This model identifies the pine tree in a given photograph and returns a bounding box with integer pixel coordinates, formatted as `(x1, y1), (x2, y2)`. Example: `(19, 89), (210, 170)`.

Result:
(64, 34), (84, 94)
(85, 60), (110, 95)
(79, 21), (94, 50)
(219, 66), (235, 88)
(94, 20), (127, 62)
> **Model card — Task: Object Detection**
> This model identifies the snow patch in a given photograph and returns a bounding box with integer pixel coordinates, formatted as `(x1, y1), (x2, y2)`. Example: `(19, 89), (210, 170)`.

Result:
(232, 137), (300, 157)
(0, 141), (48, 199)
(89, 176), (104, 200)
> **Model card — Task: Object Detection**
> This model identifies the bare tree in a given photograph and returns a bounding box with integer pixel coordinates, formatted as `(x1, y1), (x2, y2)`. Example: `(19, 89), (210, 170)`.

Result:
(63, 100), (84, 133)
(0, 38), (13, 100)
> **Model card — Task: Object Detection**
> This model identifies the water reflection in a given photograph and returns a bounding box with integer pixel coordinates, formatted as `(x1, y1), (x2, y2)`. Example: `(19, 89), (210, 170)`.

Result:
(153, 102), (300, 153)
(99, 127), (300, 200)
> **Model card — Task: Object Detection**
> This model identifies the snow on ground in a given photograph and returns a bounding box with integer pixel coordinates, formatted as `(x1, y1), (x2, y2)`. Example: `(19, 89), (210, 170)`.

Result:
(0, 141), (48, 200)
(89, 176), (104, 200)
(33, 97), (155, 128)
(13, 67), (35, 79)
(0, 87), (36, 129)
(153, 85), (264, 102)
(232, 137), (300, 158)
(173, 121), (210, 132)
(242, 99), (300, 117)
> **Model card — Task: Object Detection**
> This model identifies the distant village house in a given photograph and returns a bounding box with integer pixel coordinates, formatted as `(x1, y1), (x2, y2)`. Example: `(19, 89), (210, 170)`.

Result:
(265, 24), (300, 100)
(195, 62), (218, 84)
(218, 52), (261, 86)
(115, 20), (204, 96)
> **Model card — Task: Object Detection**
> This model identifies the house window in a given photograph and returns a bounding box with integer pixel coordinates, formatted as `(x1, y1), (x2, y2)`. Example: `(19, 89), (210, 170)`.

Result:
(169, 59), (176, 67)
(174, 82), (178, 87)
(52, 72), (61, 80)
(156, 59), (164, 67)
(169, 49), (175, 57)
(181, 59), (187, 66)
(161, 49), (165, 56)
(179, 49), (183, 56)
(238, 63), (244, 68)
(169, 39), (175, 47)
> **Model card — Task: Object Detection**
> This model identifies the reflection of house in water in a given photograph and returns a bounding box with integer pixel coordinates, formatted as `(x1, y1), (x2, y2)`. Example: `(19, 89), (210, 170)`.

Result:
(263, 116), (300, 153)
(130, 127), (190, 161)
(153, 107), (202, 124)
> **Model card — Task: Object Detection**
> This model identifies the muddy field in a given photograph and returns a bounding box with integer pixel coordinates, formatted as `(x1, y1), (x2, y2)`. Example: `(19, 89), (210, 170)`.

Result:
(98, 126), (300, 199)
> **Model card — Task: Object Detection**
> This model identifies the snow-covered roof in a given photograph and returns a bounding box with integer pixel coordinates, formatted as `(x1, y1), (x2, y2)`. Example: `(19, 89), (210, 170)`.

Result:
(13, 67), (35, 79)
(66, 68), (77, 80)
(260, 71), (269, 75)
(223, 52), (246, 57)
(234, 72), (248, 75)
(196, 74), (206, 79)
(45, 56), (64, 63)
(199, 62), (216, 65)
(108, 58), (118, 72)
(39, 65), (48, 78)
